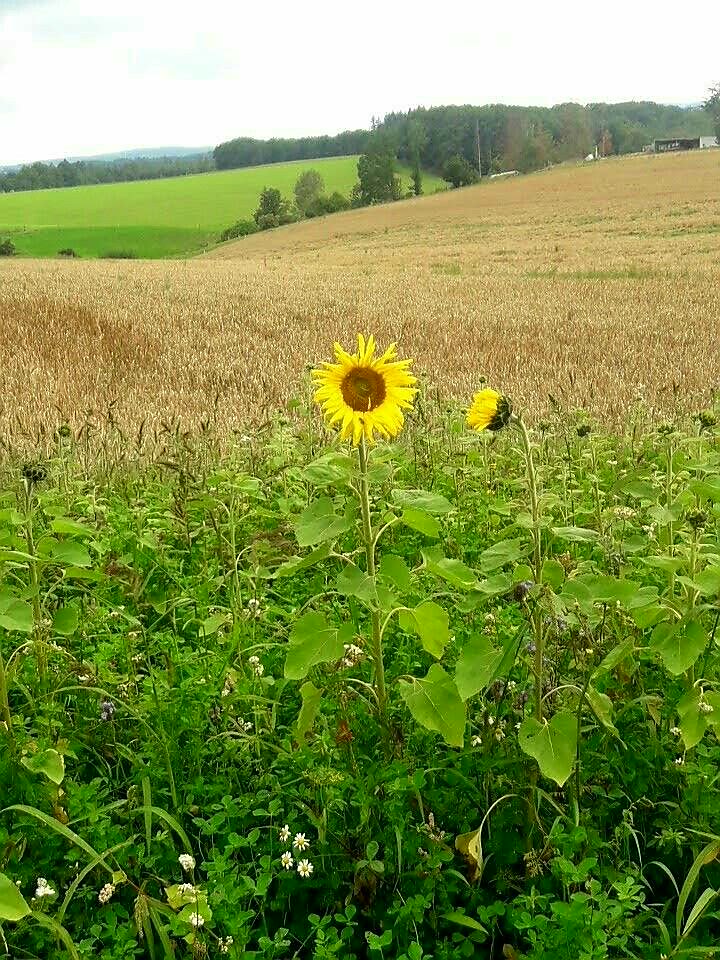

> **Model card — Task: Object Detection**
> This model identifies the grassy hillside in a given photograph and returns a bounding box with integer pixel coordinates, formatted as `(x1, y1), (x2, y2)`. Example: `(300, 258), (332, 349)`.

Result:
(0, 156), (446, 259)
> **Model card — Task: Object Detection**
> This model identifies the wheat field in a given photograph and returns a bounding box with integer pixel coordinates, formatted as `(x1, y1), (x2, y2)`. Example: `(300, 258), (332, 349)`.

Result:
(1, 149), (719, 445)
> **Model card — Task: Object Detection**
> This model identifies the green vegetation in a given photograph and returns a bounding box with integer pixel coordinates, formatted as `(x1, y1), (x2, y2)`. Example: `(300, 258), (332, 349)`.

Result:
(1, 387), (720, 958)
(0, 157), (445, 259)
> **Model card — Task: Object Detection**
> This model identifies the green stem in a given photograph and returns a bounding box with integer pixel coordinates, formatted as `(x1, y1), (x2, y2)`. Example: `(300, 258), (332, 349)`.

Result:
(0, 646), (14, 750)
(358, 438), (389, 743)
(23, 480), (46, 687)
(515, 417), (544, 722)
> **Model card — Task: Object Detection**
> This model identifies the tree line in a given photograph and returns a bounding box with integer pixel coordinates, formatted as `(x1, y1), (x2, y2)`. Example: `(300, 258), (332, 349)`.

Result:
(0, 155), (213, 193)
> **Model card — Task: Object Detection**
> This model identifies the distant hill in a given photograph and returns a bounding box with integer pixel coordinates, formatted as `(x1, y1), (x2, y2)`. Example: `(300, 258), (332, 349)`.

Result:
(2, 146), (212, 168)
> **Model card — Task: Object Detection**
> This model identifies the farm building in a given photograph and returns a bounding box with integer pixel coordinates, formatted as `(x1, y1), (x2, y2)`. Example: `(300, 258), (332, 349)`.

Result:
(652, 136), (718, 153)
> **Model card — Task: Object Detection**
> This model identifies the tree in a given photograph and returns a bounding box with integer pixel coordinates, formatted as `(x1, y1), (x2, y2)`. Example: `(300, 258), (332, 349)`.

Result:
(294, 169), (324, 215)
(253, 187), (297, 229)
(355, 150), (402, 205)
(704, 83), (720, 141)
(0, 238), (15, 256)
(406, 118), (427, 196)
(442, 154), (479, 188)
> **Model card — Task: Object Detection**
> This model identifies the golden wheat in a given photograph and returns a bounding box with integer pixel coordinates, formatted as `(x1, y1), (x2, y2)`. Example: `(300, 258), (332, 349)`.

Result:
(1, 150), (719, 444)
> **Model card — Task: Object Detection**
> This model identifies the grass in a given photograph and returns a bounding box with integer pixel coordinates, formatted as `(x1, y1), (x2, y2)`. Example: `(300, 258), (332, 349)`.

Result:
(0, 156), (447, 259)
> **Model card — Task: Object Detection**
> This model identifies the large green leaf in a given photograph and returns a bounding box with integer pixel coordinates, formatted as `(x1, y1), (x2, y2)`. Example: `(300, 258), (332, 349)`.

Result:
(479, 538), (527, 573)
(677, 688), (707, 749)
(0, 872), (31, 921)
(585, 686), (618, 736)
(398, 664), (466, 747)
(551, 526), (601, 543)
(20, 748), (65, 785)
(273, 543), (331, 579)
(53, 605), (79, 636)
(455, 635), (503, 701)
(336, 564), (376, 607)
(294, 498), (351, 548)
(399, 601), (450, 659)
(518, 712), (577, 786)
(0, 599), (33, 633)
(378, 554), (412, 592)
(49, 540), (92, 568)
(51, 518), (93, 538)
(302, 453), (354, 487)
(421, 549), (479, 589)
(295, 682), (322, 741)
(652, 619), (706, 675)
(284, 612), (344, 680)
(400, 508), (441, 538)
(391, 489), (453, 514)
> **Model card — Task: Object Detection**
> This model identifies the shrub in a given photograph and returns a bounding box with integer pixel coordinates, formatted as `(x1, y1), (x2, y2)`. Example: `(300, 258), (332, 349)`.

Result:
(100, 250), (137, 259)
(442, 154), (479, 188)
(0, 238), (16, 256)
(220, 220), (259, 242)
(305, 191), (351, 218)
(57, 248), (78, 258)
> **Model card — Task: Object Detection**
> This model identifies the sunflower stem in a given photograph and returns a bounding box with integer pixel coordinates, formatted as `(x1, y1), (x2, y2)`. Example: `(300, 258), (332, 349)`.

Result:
(358, 437), (390, 750)
(515, 416), (544, 722)
(0, 646), (14, 751)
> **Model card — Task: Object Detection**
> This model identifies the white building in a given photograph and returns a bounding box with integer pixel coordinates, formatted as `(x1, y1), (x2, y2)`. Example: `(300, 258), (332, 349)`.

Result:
(700, 136), (719, 149)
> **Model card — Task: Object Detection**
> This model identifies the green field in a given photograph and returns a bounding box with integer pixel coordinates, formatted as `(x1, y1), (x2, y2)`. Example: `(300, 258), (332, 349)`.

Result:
(0, 156), (446, 259)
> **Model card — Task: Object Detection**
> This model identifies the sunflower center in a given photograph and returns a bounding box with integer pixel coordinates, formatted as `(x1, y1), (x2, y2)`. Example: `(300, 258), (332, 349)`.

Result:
(341, 367), (387, 412)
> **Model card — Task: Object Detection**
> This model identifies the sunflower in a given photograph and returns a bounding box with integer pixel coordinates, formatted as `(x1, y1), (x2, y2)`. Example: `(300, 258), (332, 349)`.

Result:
(312, 335), (416, 446)
(467, 388), (513, 432)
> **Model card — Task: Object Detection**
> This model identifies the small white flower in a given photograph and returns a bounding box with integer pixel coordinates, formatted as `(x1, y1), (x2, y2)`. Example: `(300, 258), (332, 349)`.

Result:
(670, 726), (682, 736)
(699, 700), (714, 715)
(281, 851), (294, 870)
(98, 883), (115, 904)
(293, 833), (310, 852)
(219, 937), (234, 954)
(471, 735), (482, 747)
(296, 858), (314, 878)
(34, 878), (55, 898)
(178, 853), (195, 872)
(188, 911), (204, 928)
(674, 757), (685, 766)
(487, 716), (495, 726)
(279, 824), (291, 842)
(178, 883), (196, 897)
(495, 728), (505, 741)
(248, 655), (264, 677)
(507, 680), (517, 691)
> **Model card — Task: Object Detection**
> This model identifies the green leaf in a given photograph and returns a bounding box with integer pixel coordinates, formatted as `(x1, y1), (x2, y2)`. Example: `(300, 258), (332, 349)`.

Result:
(53, 605), (79, 636)
(51, 518), (93, 538)
(677, 688), (708, 749)
(399, 601), (450, 659)
(294, 497), (351, 548)
(694, 566), (720, 596)
(273, 543), (331, 579)
(652, 619), (706, 675)
(455, 635), (503, 701)
(541, 559), (566, 590)
(398, 664), (466, 747)
(585, 686), (618, 736)
(479, 538), (527, 573)
(518, 712), (577, 786)
(595, 639), (635, 675)
(551, 526), (601, 543)
(378, 554), (412, 592)
(400, 508), (441, 538)
(391, 489), (453, 514)
(20, 748), (65, 785)
(0, 599), (33, 633)
(295, 682), (322, 741)
(442, 911), (487, 933)
(336, 564), (376, 607)
(0, 872), (31, 921)
(284, 612), (343, 680)
(421, 549), (479, 589)
(302, 453), (354, 487)
(49, 540), (91, 568)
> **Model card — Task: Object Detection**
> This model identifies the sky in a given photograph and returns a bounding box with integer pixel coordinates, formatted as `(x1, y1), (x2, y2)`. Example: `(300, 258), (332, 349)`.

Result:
(1, 0), (718, 166)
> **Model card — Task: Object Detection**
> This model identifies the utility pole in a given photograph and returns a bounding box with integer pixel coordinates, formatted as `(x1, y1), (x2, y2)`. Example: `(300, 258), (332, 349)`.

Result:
(476, 118), (482, 178)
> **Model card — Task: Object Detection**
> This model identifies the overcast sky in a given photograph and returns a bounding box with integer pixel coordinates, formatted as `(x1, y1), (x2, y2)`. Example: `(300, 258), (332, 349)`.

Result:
(1, 0), (718, 165)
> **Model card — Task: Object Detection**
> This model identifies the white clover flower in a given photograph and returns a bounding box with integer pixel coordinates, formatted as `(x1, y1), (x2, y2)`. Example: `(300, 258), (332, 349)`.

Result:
(34, 878), (55, 898)
(699, 700), (714, 715)
(280, 851), (294, 870)
(248, 655), (264, 677)
(487, 716), (495, 726)
(219, 937), (234, 954)
(247, 598), (261, 617)
(279, 824), (291, 842)
(471, 735), (482, 747)
(670, 726), (682, 736)
(296, 859), (314, 878)
(188, 911), (204, 928)
(98, 883), (115, 904)
(674, 757), (685, 766)
(293, 833), (310, 852)
(178, 883), (196, 897)
(178, 853), (195, 872)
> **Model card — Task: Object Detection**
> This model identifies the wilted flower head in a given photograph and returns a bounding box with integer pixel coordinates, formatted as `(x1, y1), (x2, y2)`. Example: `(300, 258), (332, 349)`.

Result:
(467, 389), (512, 432)
(99, 700), (115, 721)
(514, 580), (535, 602)
(22, 462), (47, 485)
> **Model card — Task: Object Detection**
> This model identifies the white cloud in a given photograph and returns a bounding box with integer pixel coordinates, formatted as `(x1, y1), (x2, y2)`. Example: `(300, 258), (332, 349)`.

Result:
(1, 0), (718, 164)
